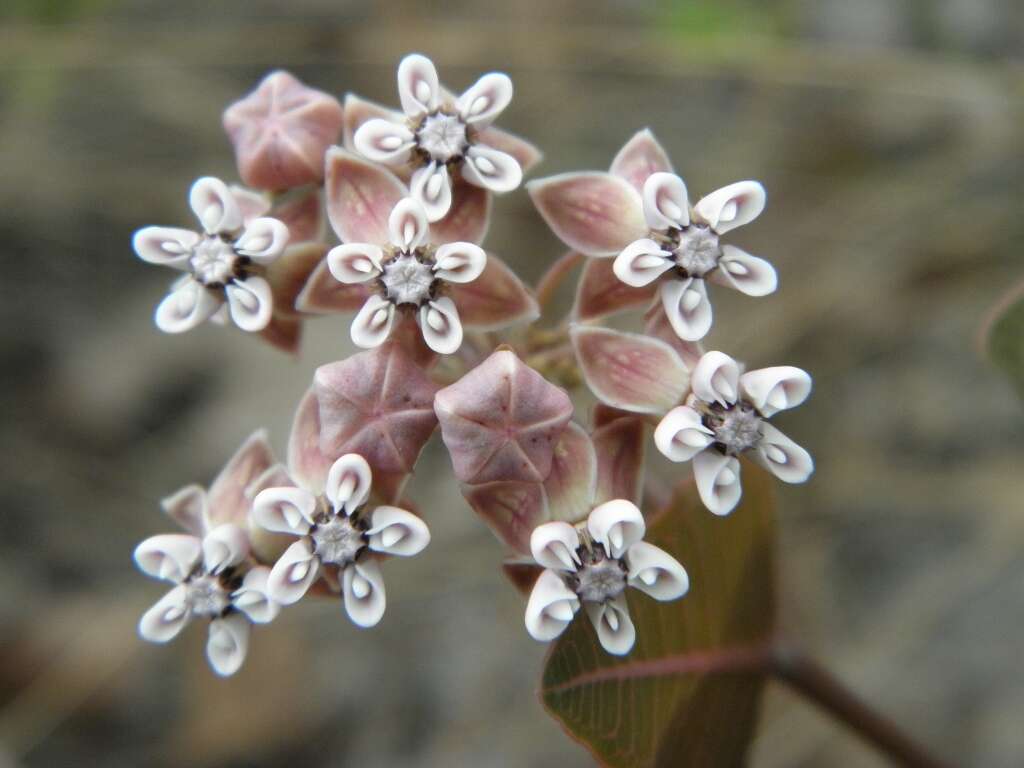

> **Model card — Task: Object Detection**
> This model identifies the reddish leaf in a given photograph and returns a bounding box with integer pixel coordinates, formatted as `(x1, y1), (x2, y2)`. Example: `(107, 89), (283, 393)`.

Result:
(575, 256), (657, 322)
(447, 254), (539, 331)
(592, 415), (646, 507)
(324, 147), (406, 245)
(609, 128), (674, 194)
(543, 422), (597, 525)
(462, 480), (547, 556)
(429, 181), (492, 246)
(294, 259), (371, 315)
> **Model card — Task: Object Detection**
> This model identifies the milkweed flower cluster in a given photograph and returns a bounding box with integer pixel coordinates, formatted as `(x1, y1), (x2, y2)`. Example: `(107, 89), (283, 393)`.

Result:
(130, 53), (812, 676)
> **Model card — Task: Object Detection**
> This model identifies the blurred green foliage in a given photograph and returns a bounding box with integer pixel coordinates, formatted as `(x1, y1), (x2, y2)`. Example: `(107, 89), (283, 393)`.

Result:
(2, 0), (120, 24)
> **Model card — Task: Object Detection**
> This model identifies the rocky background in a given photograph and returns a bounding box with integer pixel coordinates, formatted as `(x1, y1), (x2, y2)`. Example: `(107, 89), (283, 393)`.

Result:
(1, 0), (1023, 766)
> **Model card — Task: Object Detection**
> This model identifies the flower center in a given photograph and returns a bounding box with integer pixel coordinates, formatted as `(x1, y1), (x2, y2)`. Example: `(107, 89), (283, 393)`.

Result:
(573, 556), (627, 603)
(416, 112), (469, 163)
(185, 573), (231, 617)
(380, 252), (436, 306)
(673, 225), (721, 277)
(708, 403), (763, 454)
(311, 515), (365, 567)
(190, 237), (241, 286)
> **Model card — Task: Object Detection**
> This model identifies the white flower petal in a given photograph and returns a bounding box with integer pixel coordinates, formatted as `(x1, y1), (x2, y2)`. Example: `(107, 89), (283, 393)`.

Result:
(231, 566), (280, 624)
(366, 506), (431, 556)
(225, 275), (273, 332)
(530, 521), (582, 572)
(694, 180), (766, 234)
(642, 172), (690, 230)
(712, 244), (777, 297)
(138, 585), (192, 643)
(625, 541), (689, 601)
(134, 533), (202, 583)
(342, 560), (387, 628)
(325, 453), (373, 515)
(267, 539), (320, 605)
(587, 499), (645, 559)
(692, 450), (743, 516)
(462, 145), (522, 193)
(691, 350), (742, 407)
(251, 485), (318, 535)
(660, 277), (713, 342)
(525, 569), (580, 642)
(234, 217), (290, 264)
(584, 595), (635, 655)
(350, 295), (396, 349)
(739, 365), (812, 417)
(432, 242), (486, 284)
(754, 423), (814, 484)
(456, 72), (513, 126)
(201, 523), (250, 575)
(154, 277), (222, 334)
(132, 226), (199, 268)
(613, 238), (674, 287)
(189, 176), (243, 235)
(206, 613), (250, 677)
(653, 406), (715, 463)
(418, 296), (463, 354)
(353, 118), (416, 164)
(410, 162), (453, 223)
(397, 53), (440, 116)
(327, 243), (384, 284)
(387, 197), (430, 251)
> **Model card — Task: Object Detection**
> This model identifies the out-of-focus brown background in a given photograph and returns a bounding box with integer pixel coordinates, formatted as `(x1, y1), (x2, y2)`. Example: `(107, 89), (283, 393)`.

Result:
(2, 1), (1023, 766)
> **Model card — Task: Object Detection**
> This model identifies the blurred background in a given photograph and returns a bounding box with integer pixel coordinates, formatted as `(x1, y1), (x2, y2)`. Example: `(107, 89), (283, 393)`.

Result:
(2, 0), (1023, 765)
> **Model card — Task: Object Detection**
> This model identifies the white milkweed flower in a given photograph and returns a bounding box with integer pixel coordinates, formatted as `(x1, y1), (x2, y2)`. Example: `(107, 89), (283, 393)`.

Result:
(525, 500), (689, 656)
(132, 177), (289, 333)
(327, 196), (486, 354)
(613, 172), (775, 341)
(353, 53), (523, 221)
(654, 350), (813, 516)
(251, 453), (430, 628)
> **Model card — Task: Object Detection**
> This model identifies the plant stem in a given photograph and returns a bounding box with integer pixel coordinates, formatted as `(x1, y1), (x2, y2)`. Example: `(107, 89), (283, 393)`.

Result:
(770, 644), (952, 768)
(535, 251), (583, 311)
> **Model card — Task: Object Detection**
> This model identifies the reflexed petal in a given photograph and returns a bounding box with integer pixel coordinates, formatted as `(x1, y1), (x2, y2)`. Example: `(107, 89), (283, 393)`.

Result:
(139, 585), (191, 642)
(326, 242), (384, 284)
(160, 484), (207, 537)
(132, 226), (199, 268)
(446, 253), (538, 331)
(456, 72), (513, 126)
(712, 245), (777, 297)
(609, 128), (674, 193)
(525, 569), (580, 642)
(692, 350), (742, 407)
(613, 239), (674, 287)
(754, 423), (814, 484)
(694, 180), (766, 234)
(462, 145), (522, 193)
(353, 118), (415, 164)
(433, 242), (486, 283)
(267, 539), (320, 605)
(474, 126), (542, 173)
(295, 259), (372, 314)
(387, 197), (430, 250)
(231, 566), (280, 624)
(225, 275), (274, 332)
(324, 148), (408, 245)
(529, 521), (582, 572)
(410, 162), (453, 222)
(642, 172), (690, 230)
(134, 534), (202, 583)
(574, 256), (658, 322)
(429, 182), (491, 245)
(351, 295), (396, 349)
(342, 93), (404, 151)
(587, 499), (645, 559)
(692, 450), (743, 516)
(154, 278), (222, 334)
(206, 613), (250, 677)
(234, 217), (290, 263)
(287, 389), (332, 495)
(342, 560), (387, 628)
(366, 505), (430, 556)
(418, 297), (463, 354)
(230, 185), (272, 222)
(252, 485), (318, 534)
(660, 277), (713, 342)
(584, 594), (635, 655)
(189, 176), (243, 235)
(741, 366), (812, 418)
(325, 453), (373, 515)
(653, 406), (714, 463)
(625, 541), (689, 601)
(397, 53), (440, 116)
(201, 523), (250, 574)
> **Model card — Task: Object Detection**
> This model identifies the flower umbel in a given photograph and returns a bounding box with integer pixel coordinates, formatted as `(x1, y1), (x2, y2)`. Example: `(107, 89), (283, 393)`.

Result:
(525, 500), (688, 655)
(133, 177), (289, 333)
(654, 350), (814, 515)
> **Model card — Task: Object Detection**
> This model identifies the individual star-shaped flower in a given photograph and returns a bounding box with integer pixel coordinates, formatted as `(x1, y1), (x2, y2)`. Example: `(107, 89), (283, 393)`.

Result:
(133, 431), (282, 676)
(525, 500), (689, 655)
(133, 177), (290, 333)
(251, 453), (430, 627)
(654, 351), (813, 516)
(223, 70), (345, 191)
(352, 53), (528, 221)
